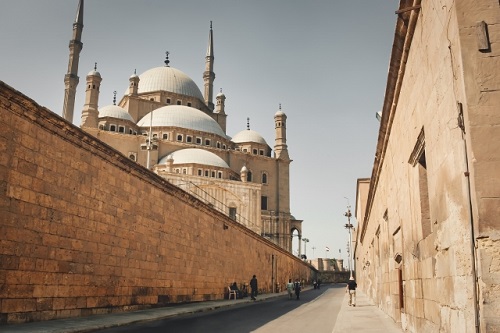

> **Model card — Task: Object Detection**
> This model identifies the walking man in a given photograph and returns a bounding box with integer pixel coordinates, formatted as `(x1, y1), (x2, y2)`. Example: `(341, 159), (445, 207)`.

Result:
(294, 279), (301, 300)
(250, 275), (258, 300)
(346, 276), (357, 306)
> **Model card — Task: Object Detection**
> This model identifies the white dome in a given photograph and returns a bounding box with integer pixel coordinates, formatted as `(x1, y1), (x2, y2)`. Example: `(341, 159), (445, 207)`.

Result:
(137, 105), (227, 138)
(135, 66), (204, 101)
(87, 70), (101, 77)
(98, 105), (135, 122)
(232, 129), (268, 145)
(159, 148), (229, 168)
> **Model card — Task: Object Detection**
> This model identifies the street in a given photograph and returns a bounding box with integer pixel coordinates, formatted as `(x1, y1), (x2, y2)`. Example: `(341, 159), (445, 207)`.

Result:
(97, 284), (346, 333)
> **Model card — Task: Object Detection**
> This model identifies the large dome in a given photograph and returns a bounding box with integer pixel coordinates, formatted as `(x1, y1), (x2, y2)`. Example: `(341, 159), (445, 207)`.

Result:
(137, 105), (227, 138)
(232, 129), (268, 145)
(98, 105), (135, 122)
(136, 66), (204, 101)
(159, 148), (229, 168)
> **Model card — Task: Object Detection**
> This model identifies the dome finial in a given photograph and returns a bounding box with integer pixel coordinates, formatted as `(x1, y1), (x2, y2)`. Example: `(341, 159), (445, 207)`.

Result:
(94, 62), (97, 71)
(279, 103), (281, 110)
(164, 51), (170, 67)
(247, 117), (250, 130)
(220, 88), (222, 93)
(210, 21), (213, 30)
(113, 91), (117, 105)
(134, 68), (137, 75)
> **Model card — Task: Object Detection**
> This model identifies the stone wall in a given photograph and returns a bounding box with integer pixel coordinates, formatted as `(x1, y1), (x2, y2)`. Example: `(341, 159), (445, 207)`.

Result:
(355, 0), (500, 332)
(0, 82), (313, 324)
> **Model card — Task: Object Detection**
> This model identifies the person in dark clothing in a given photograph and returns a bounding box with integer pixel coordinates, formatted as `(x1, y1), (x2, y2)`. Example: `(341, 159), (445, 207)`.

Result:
(230, 282), (240, 299)
(250, 275), (258, 300)
(346, 277), (357, 306)
(294, 279), (301, 300)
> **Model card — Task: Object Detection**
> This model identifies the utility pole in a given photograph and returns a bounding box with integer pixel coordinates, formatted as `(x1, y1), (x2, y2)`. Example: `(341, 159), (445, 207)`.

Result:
(344, 205), (354, 278)
(302, 238), (309, 259)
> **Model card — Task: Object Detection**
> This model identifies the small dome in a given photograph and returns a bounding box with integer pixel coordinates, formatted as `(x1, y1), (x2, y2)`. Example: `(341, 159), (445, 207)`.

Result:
(159, 148), (229, 168)
(130, 73), (139, 79)
(87, 70), (101, 77)
(99, 105), (135, 122)
(216, 91), (225, 98)
(137, 105), (227, 138)
(232, 129), (268, 145)
(134, 66), (204, 101)
(240, 165), (248, 172)
(275, 110), (286, 117)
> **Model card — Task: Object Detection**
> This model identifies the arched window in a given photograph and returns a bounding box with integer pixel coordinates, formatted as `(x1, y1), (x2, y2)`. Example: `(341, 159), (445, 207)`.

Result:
(247, 171), (252, 182)
(262, 173), (267, 184)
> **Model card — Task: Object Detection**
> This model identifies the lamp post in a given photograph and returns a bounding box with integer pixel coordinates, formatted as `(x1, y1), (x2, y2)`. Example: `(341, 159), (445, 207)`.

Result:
(302, 238), (309, 259)
(344, 206), (354, 279)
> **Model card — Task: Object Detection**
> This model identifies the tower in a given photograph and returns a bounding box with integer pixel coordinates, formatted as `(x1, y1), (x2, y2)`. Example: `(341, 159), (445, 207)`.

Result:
(62, 0), (84, 123)
(214, 88), (227, 133)
(80, 64), (101, 128)
(274, 104), (289, 160)
(203, 21), (215, 111)
(129, 69), (139, 96)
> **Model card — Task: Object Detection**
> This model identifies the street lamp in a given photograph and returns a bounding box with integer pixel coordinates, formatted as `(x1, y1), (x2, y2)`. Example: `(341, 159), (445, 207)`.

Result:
(140, 110), (158, 169)
(302, 238), (309, 259)
(344, 206), (354, 279)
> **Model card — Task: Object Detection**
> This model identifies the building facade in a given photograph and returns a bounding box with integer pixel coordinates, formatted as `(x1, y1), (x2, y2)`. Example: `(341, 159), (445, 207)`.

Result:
(62, 1), (302, 252)
(354, 1), (500, 332)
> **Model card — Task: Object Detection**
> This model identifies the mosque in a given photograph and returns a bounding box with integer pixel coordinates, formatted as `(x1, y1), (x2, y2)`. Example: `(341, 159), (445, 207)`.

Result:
(61, 0), (303, 253)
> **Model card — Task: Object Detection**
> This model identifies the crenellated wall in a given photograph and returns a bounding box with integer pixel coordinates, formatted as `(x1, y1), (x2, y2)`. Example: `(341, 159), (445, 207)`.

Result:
(0, 82), (313, 324)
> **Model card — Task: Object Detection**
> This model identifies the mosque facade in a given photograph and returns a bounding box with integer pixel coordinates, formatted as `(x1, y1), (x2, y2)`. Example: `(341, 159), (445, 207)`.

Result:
(62, 0), (302, 253)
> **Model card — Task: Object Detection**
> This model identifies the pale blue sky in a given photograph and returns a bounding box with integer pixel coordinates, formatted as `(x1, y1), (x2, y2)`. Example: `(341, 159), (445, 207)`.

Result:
(0, 1), (398, 263)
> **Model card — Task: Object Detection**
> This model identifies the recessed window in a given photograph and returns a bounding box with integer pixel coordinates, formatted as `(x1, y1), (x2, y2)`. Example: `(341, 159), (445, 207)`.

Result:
(150, 98), (154, 101)
(259, 150), (264, 155)
(118, 126), (125, 133)
(198, 169), (203, 176)
(205, 170), (209, 177)
(186, 136), (193, 143)
(129, 129), (133, 134)
(216, 142), (221, 148)
(261, 196), (268, 210)
(229, 207), (237, 220)
(253, 149), (258, 155)
(205, 139), (211, 146)
(187, 102), (192, 107)
(182, 168), (187, 174)
(177, 134), (183, 142)
(217, 171), (222, 179)
(222, 144), (226, 150)
(196, 137), (202, 145)
(177, 100), (182, 105)
(110, 125), (116, 131)
(166, 98), (171, 104)
(129, 154), (136, 161)
(262, 173), (268, 184)
(243, 149), (247, 153)
(163, 133), (169, 139)
(211, 171), (216, 178)
(175, 169), (180, 174)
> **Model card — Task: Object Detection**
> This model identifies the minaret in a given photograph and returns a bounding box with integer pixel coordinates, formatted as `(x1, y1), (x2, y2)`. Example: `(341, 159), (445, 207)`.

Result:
(274, 104), (290, 160)
(203, 21), (215, 111)
(81, 63), (101, 128)
(62, 0), (84, 123)
(214, 88), (227, 133)
(129, 69), (139, 96)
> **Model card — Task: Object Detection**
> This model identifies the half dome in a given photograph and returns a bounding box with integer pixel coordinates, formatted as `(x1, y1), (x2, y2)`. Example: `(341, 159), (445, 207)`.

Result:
(137, 105), (227, 138)
(98, 105), (135, 122)
(231, 129), (268, 145)
(159, 148), (229, 168)
(136, 66), (204, 101)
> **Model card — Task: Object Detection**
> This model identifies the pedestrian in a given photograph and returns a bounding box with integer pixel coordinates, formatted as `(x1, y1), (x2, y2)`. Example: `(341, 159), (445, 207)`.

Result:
(286, 279), (294, 299)
(250, 275), (258, 300)
(346, 276), (357, 306)
(313, 280), (317, 289)
(294, 279), (301, 300)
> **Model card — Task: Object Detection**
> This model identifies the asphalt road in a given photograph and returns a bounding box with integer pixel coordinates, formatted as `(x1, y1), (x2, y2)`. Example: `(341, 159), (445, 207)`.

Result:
(97, 284), (346, 333)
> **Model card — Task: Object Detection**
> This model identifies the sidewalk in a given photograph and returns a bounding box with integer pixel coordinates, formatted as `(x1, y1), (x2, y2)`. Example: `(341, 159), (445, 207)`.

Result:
(332, 289), (403, 333)
(2, 286), (402, 333)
